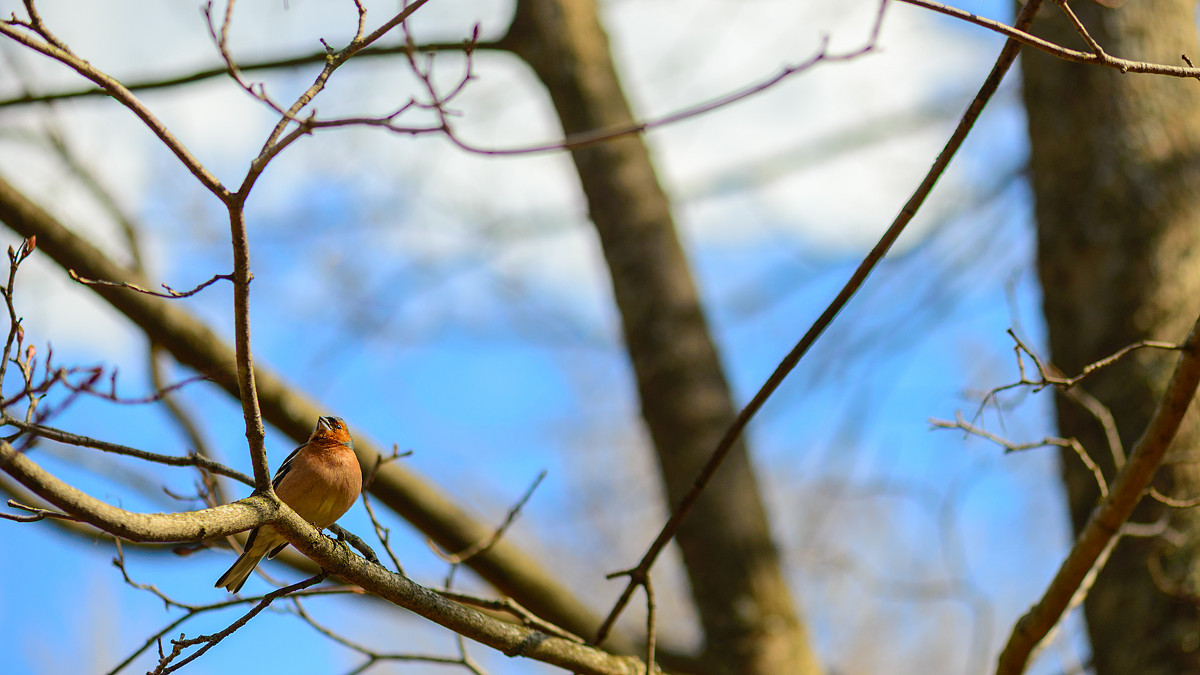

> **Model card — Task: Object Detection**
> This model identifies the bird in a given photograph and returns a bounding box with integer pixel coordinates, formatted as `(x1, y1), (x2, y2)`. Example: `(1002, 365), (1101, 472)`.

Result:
(215, 415), (363, 593)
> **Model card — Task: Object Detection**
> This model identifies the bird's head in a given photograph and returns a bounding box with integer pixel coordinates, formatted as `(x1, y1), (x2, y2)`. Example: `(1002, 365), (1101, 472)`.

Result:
(312, 415), (354, 449)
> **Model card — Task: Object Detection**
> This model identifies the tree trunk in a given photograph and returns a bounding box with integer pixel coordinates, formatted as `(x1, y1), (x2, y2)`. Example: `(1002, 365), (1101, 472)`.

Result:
(1022, 2), (1200, 672)
(499, 1), (821, 672)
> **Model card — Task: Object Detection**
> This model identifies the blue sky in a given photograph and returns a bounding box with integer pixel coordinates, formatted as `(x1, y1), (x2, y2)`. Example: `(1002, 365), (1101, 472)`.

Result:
(0, 0), (1095, 673)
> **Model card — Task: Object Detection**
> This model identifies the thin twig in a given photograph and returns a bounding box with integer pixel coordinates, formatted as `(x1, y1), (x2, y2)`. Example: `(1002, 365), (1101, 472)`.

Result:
(1, 498), (78, 522)
(0, 14), (227, 195)
(898, 0), (1200, 77)
(361, 449), (410, 572)
(3, 417), (254, 485)
(328, 523), (379, 565)
(0, 39), (490, 109)
(67, 269), (233, 299)
(644, 577), (657, 675)
(1149, 486), (1200, 509)
(1053, 0), (1106, 58)
(150, 574), (328, 674)
(931, 413), (1108, 498)
(447, 25), (879, 156)
(0, 236), (35, 403)
(1182, 54), (1200, 85)
(289, 595), (488, 674)
(108, 578), (355, 675)
(1063, 386), (1124, 471)
(236, 0), (435, 196)
(431, 470), (546, 565)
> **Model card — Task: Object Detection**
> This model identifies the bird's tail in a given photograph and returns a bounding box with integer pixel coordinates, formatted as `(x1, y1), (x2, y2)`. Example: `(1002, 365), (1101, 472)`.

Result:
(214, 548), (266, 593)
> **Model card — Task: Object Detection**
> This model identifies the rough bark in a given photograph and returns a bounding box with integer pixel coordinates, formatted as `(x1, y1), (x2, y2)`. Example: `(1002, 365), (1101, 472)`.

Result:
(1022, 2), (1200, 672)
(499, 2), (820, 673)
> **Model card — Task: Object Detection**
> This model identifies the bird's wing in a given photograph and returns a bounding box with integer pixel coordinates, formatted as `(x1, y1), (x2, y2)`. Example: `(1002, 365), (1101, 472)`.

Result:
(271, 444), (305, 490)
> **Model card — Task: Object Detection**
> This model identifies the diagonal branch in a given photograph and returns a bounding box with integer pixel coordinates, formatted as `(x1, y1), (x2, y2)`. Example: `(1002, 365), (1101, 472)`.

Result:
(996, 309), (1200, 674)
(270, 505), (655, 675)
(465, 29), (877, 156)
(594, 0), (1046, 643)
(0, 438), (661, 675)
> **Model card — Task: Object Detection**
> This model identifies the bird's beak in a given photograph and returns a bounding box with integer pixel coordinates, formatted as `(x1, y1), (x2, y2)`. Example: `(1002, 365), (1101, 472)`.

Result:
(317, 416), (333, 431)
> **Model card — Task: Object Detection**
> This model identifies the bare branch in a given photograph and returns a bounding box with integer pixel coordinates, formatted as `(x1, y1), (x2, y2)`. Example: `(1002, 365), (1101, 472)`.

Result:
(433, 589), (585, 644)
(2, 497), (78, 522)
(1148, 487), (1200, 509)
(152, 573), (329, 674)
(361, 449), (409, 573)
(271, 506), (653, 675)
(1053, 0), (1106, 58)
(899, 0), (1200, 77)
(4, 417), (254, 486)
(430, 470), (546, 565)
(236, 0), (436, 195)
(0, 40), (491, 109)
(2, 431), (653, 673)
(67, 269), (233, 299)
(931, 413), (1108, 498)
(458, 19), (883, 156)
(0, 235), (34, 403)
(106, 582), (357, 674)
(596, 0), (1043, 644)
(996, 309), (1200, 674)
(0, 174), (642, 655)
(289, 596), (492, 675)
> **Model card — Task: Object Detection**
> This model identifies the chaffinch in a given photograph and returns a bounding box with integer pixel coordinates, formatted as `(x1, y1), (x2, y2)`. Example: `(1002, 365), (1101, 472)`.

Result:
(215, 415), (363, 593)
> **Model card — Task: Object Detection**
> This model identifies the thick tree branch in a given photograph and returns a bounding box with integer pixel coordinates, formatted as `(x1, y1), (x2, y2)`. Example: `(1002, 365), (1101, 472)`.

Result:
(0, 440), (272, 541)
(0, 439), (658, 674)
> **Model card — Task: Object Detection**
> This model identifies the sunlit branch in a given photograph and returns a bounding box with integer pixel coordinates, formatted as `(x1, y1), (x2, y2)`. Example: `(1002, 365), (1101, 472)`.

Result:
(997, 310), (1200, 673)
(0, 439), (274, 541)
(899, 0), (1200, 77)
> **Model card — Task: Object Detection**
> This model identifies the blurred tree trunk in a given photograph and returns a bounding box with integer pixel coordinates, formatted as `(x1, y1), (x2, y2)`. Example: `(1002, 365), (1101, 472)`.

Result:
(1022, 2), (1200, 672)
(499, 1), (821, 673)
